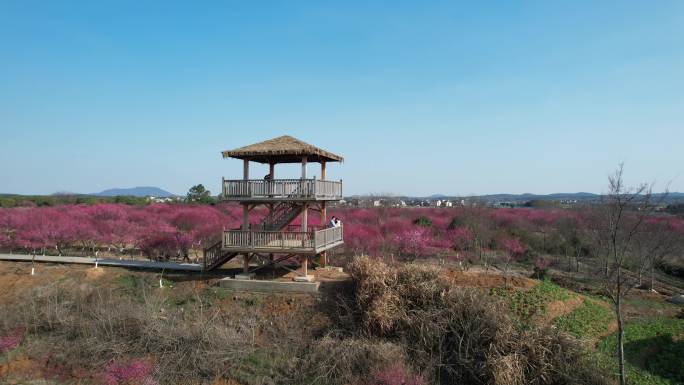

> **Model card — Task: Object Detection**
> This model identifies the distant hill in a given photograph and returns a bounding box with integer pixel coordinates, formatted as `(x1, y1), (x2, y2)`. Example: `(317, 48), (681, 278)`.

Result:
(92, 186), (176, 197)
(360, 192), (684, 203)
(472, 192), (600, 202)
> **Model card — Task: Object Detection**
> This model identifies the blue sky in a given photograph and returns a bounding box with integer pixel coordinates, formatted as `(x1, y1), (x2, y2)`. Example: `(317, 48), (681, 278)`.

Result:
(1, 1), (682, 196)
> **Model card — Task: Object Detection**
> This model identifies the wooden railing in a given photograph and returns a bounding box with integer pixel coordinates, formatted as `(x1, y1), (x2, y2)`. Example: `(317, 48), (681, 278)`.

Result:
(314, 180), (343, 198)
(313, 226), (344, 250)
(222, 226), (343, 252)
(222, 179), (342, 200)
(202, 238), (237, 270)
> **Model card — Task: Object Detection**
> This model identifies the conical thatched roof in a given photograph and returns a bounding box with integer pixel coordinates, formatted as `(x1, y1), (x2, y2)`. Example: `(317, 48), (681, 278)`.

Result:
(222, 135), (344, 164)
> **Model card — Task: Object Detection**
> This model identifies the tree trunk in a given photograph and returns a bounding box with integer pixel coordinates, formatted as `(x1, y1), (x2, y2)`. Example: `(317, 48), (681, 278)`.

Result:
(649, 264), (655, 291)
(616, 272), (627, 385)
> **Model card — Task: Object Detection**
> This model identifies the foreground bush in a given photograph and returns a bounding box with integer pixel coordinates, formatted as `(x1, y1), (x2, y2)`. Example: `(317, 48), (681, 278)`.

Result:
(345, 256), (611, 385)
(0, 281), (293, 384)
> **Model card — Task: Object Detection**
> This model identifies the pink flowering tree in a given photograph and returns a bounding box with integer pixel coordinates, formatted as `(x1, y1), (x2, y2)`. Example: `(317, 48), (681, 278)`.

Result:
(394, 228), (431, 261)
(0, 209), (24, 252)
(345, 224), (383, 256)
(498, 237), (526, 280)
(446, 226), (474, 251)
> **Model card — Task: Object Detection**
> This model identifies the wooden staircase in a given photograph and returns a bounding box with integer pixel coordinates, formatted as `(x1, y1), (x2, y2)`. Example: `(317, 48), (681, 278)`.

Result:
(203, 238), (238, 271)
(202, 204), (301, 271)
(258, 202), (301, 231)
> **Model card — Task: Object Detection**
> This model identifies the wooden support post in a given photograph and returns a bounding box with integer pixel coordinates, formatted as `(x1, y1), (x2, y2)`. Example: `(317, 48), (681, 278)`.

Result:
(243, 253), (250, 273)
(269, 162), (275, 179)
(320, 201), (327, 267)
(243, 159), (249, 180)
(321, 161), (326, 180)
(301, 203), (309, 276)
(301, 203), (308, 232)
(301, 255), (308, 276)
(301, 156), (307, 179)
(242, 204), (249, 230)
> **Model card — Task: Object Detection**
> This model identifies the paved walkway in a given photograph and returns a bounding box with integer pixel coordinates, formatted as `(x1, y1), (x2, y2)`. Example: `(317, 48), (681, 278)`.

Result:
(0, 253), (202, 271)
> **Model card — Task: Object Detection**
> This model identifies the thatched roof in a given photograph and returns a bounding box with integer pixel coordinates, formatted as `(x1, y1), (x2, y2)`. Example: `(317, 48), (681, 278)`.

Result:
(222, 135), (344, 164)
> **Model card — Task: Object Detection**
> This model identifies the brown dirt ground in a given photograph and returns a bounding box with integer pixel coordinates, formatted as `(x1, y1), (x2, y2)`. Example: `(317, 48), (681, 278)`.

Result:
(0, 263), (110, 303)
(442, 269), (538, 289)
(542, 295), (585, 324)
(0, 356), (37, 380)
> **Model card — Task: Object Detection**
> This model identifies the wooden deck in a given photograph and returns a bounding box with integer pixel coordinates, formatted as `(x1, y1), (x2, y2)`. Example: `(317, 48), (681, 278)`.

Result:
(222, 178), (342, 201)
(222, 226), (343, 254)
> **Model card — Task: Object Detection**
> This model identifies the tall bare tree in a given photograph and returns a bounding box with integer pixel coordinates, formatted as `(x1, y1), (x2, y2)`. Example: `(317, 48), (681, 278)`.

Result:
(631, 218), (681, 290)
(588, 164), (661, 385)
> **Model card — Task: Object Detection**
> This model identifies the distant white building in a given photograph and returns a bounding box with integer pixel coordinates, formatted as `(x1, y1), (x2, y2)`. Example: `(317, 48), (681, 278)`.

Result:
(148, 196), (176, 203)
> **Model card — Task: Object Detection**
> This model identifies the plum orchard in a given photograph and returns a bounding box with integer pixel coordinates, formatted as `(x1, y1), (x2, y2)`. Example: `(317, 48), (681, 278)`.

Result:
(0, 204), (682, 264)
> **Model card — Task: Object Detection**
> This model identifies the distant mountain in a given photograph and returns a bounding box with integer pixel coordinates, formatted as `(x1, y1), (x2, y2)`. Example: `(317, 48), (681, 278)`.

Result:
(51, 191), (79, 196)
(92, 186), (176, 197)
(472, 192), (600, 202)
(364, 192), (684, 203)
(415, 192), (684, 203)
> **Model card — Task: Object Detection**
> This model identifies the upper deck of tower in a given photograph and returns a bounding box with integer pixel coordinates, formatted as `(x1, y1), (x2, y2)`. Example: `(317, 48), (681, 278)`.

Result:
(222, 135), (343, 164)
(220, 135), (343, 202)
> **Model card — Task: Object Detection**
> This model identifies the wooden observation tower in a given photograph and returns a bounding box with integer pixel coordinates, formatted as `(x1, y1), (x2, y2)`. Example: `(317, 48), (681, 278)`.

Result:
(203, 135), (344, 282)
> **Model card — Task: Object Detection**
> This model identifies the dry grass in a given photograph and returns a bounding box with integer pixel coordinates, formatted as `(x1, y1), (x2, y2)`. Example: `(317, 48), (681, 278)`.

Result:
(345, 256), (612, 385)
(0, 273), (320, 385)
(299, 335), (406, 385)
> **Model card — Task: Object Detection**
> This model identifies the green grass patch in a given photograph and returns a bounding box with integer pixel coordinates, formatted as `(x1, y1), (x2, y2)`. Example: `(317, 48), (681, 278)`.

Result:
(115, 275), (140, 291)
(598, 317), (684, 385)
(554, 299), (614, 339)
(229, 350), (287, 385)
(114, 274), (156, 302)
(202, 287), (228, 302)
(491, 279), (573, 320)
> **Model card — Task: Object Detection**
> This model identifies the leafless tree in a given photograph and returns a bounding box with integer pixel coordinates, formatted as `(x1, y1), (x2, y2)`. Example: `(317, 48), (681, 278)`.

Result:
(631, 218), (681, 290)
(587, 164), (663, 385)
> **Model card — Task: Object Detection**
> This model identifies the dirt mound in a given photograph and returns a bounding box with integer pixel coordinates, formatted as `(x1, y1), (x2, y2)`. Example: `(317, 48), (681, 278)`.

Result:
(443, 270), (537, 289)
(0, 356), (37, 379)
(85, 266), (106, 280)
(0, 263), (84, 303)
(543, 296), (584, 324)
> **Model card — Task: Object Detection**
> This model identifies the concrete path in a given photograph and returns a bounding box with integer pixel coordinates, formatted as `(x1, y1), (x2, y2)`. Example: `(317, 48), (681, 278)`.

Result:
(0, 253), (202, 271)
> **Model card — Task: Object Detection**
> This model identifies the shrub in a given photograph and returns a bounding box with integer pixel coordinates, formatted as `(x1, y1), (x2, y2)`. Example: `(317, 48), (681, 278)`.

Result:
(0, 283), (264, 384)
(372, 362), (426, 385)
(533, 257), (552, 279)
(300, 336), (407, 385)
(102, 359), (157, 385)
(413, 216), (433, 228)
(0, 327), (24, 352)
(347, 256), (610, 385)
